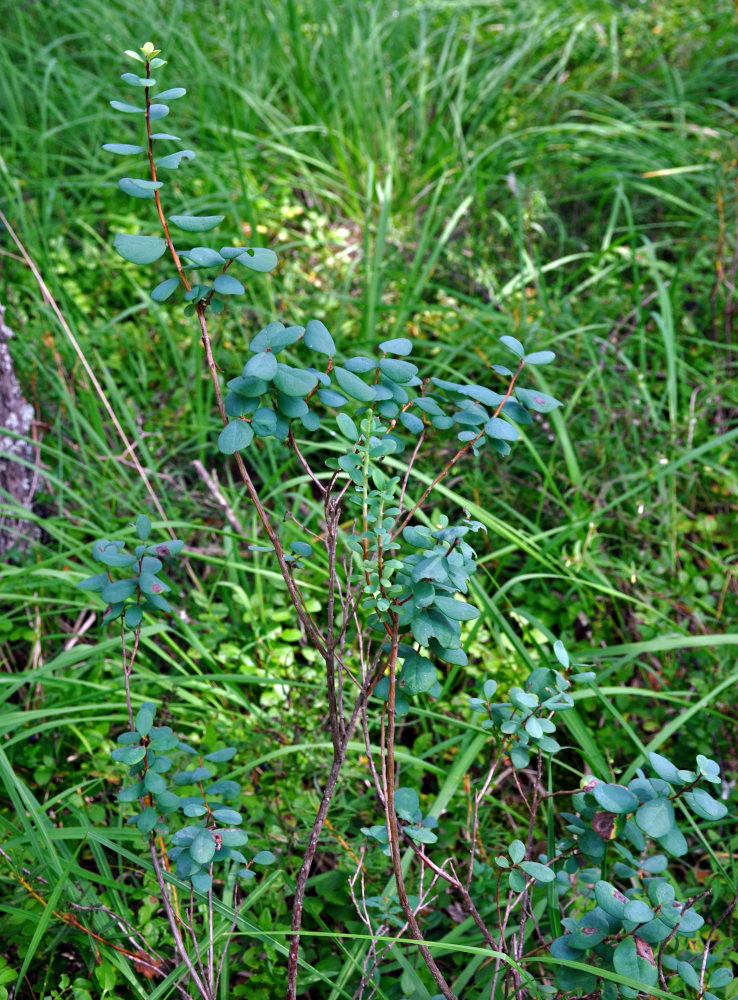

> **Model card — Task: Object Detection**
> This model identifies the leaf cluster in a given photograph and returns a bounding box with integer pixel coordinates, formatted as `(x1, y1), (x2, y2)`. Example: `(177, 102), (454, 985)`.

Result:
(112, 701), (275, 895)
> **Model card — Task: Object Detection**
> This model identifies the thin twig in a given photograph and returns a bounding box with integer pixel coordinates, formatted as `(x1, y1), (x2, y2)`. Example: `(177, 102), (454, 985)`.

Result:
(191, 460), (247, 536)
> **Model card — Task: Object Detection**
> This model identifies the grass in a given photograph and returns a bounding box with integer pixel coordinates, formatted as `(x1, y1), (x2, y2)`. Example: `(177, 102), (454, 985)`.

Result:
(1, 0), (738, 997)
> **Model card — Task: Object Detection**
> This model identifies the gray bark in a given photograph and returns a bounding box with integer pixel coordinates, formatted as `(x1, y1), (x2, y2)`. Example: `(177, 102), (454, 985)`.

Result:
(0, 303), (37, 556)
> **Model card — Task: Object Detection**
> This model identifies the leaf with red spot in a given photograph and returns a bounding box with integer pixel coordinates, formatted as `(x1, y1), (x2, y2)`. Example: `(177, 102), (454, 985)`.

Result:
(515, 386), (562, 413)
(138, 571), (171, 595)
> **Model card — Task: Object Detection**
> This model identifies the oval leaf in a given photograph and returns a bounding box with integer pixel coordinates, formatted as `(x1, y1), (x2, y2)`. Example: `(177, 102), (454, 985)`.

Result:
(101, 578), (138, 603)
(149, 104), (170, 120)
(213, 273), (245, 296)
(189, 829), (217, 865)
(181, 247), (226, 268)
(234, 247), (278, 272)
(304, 319), (336, 356)
(334, 366), (376, 402)
(515, 387), (562, 413)
(499, 335), (524, 358)
(520, 860), (555, 882)
(169, 214), (224, 232)
(118, 177), (162, 199)
(244, 353), (278, 381)
(135, 701), (156, 736)
(432, 595), (480, 621)
(394, 787), (419, 822)
(636, 798), (675, 839)
(524, 350), (555, 364)
(155, 87), (186, 100)
(156, 149), (196, 169)
(113, 233), (166, 265)
(151, 277), (180, 302)
(591, 783), (639, 815)
(379, 337), (413, 355)
(484, 416), (518, 441)
(273, 364), (318, 398)
(110, 101), (145, 113)
(103, 143), (146, 154)
(218, 420), (254, 454)
(212, 807), (242, 825)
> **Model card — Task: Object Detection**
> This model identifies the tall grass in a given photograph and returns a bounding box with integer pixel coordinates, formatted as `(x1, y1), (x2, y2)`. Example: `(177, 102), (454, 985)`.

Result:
(1, 0), (737, 995)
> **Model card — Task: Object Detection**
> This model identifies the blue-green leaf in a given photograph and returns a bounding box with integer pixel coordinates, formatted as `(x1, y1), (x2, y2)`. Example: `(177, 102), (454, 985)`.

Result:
(111, 745), (146, 765)
(405, 826), (438, 844)
(117, 781), (144, 802)
(169, 214), (224, 232)
(151, 277), (180, 302)
(291, 541), (313, 557)
(273, 364), (318, 398)
(144, 770), (166, 794)
(636, 798), (675, 838)
(113, 233), (166, 264)
(553, 640), (569, 668)
(591, 783), (639, 815)
(118, 177), (163, 199)
(508, 839), (525, 864)
(379, 358), (418, 383)
(181, 247), (226, 268)
(123, 605), (141, 630)
(110, 101), (145, 113)
(189, 830), (216, 864)
(399, 657), (437, 695)
(677, 961), (701, 990)
(524, 350), (555, 364)
(218, 420), (254, 454)
(394, 788), (419, 822)
(190, 871), (212, 893)
(149, 104), (170, 120)
(515, 387), (562, 413)
(613, 937), (657, 987)
(334, 366), (376, 402)
(252, 407), (277, 436)
(120, 72), (155, 86)
(683, 788), (728, 821)
(155, 87), (186, 100)
(103, 143), (146, 154)
(244, 352), (278, 380)
(220, 828), (249, 847)
(234, 247), (278, 272)
(317, 388), (347, 408)
(101, 578), (137, 603)
(249, 322), (302, 352)
(136, 807), (159, 833)
(135, 701), (156, 737)
(400, 411), (424, 434)
(77, 572), (111, 592)
(212, 807), (242, 825)
(484, 417), (518, 441)
(336, 413), (359, 441)
(432, 595), (480, 621)
(156, 149), (196, 169)
(304, 319), (336, 355)
(500, 335), (524, 358)
(624, 899), (653, 923)
(213, 274), (245, 296)
(520, 860), (555, 883)
(379, 337), (413, 355)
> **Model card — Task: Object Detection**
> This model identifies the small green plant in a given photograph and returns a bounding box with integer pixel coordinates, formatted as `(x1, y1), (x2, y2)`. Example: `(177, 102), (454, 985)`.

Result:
(70, 40), (735, 1000)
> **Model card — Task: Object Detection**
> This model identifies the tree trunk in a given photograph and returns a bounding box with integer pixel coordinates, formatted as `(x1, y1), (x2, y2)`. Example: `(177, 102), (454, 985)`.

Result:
(0, 303), (37, 557)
